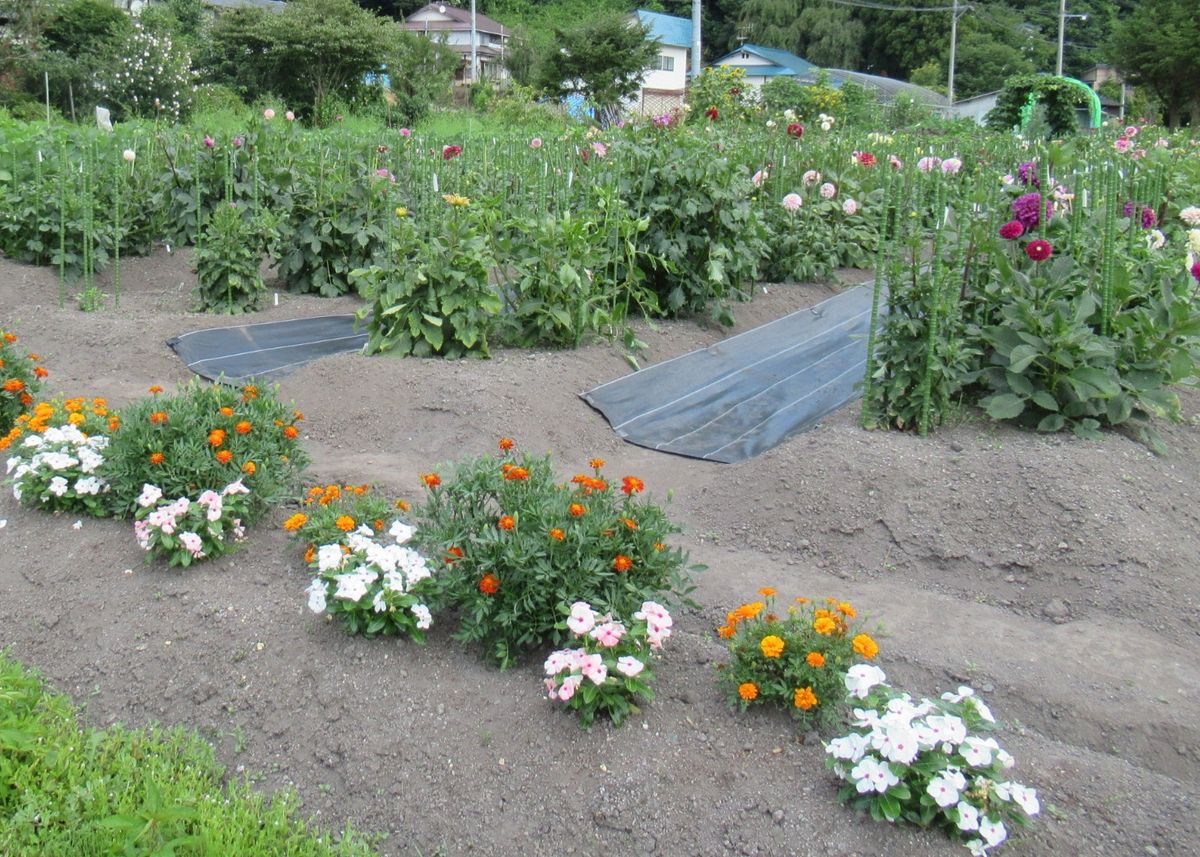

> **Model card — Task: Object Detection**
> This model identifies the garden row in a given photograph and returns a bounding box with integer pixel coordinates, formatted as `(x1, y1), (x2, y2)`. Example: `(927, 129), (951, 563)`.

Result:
(1, 335), (1039, 855)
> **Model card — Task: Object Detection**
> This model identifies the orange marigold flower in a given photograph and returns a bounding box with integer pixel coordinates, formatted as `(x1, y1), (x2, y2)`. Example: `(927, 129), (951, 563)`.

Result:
(589, 458), (605, 469)
(149, 452), (165, 465)
(549, 528), (565, 541)
(241, 384), (259, 401)
(3, 379), (25, 392)
(813, 616), (838, 636)
(760, 635), (785, 658)
(570, 474), (588, 484)
(717, 625), (736, 639)
(569, 502), (586, 517)
(150, 411), (168, 425)
(498, 515), (516, 531)
(479, 573), (500, 595)
(242, 461), (256, 475)
(216, 449), (234, 465)
(208, 429), (226, 447)
(738, 682), (759, 701)
(613, 554), (633, 572)
(67, 413), (85, 426)
(219, 406), (235, 417)
(795, 596), (810, 604)
(283, 425), (299, 440)
(445, 546), (464, 563)
(374, 519), (385, 532)
(304, 544), (316, 564)
(852, 634), (879, 660)
(759, 587), (778, 597)
(395, 499), (411, 512)
(585, 477), (607, 492)
(235, 420), (252, 435)
(33, 366), (48, 378)
(621, 475), (645, 495)
(283, 513), (308, 532)
(620, 517), (638, 530)
(654, 542), (666, 551)
(735, 602), (765, 621)
(2, 332), (15, 343)
(794, 687), (819, 710)
(806, 652), (826, 668)
(837, 602), (857, 618)
(498, 437), (514, 450)
(149, 385), (163, 394)
(108, 416), (120, 432)
(504, 466), (530, 481)
(335, 515), (356, 532)
(293, 410), (305, 421)
(307, 486), (324, 498)
(421, 473), (441, 488)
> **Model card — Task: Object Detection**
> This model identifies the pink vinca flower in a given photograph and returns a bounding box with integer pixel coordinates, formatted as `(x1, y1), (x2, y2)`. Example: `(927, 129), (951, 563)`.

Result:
(566, 601), (596, 636)
(590, 621), (626, 648)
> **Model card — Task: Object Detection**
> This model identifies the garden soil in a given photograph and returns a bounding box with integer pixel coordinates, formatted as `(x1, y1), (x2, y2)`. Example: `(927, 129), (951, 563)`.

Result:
(2, 249), (1198, 857)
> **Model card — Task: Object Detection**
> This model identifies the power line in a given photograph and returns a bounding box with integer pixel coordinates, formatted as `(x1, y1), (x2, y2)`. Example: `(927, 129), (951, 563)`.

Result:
(819, 0), (969, 11)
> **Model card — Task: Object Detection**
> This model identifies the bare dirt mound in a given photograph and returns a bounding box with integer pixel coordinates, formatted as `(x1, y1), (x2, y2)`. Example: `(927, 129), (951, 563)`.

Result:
(2, 249), (1198, 857)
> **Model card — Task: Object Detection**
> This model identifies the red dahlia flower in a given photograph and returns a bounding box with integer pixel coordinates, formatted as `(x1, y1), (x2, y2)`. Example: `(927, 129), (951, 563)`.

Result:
(1025, 239), (1053, 262)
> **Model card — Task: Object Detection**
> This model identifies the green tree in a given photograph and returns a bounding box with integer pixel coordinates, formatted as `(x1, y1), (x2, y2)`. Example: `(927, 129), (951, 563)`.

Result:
(536, 12), (658, 124)
(1109, 0), (1200, 126)
(734, 0), (861, 68)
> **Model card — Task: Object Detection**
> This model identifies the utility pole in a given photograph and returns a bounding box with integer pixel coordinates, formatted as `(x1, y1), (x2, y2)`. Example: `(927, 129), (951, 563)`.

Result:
(691, 0), (702, 78)
(947, 0), (959, 106)
(470, 0), (479, 83)
(1055, 0), (1066, 76)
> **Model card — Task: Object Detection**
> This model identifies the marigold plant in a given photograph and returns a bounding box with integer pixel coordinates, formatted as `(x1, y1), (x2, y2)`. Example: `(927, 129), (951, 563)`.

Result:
(0, 331), (46, 437)
(283, 483), (400, 555)
(717, 591), (881, 730)
(415, 442), (697, 668)
(103, 379), (308, 521)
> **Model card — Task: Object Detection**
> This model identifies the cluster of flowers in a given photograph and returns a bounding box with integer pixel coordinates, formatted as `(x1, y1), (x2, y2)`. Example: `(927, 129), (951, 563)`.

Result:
(778, 173), (858, 216)
(543, 600), (672, 727)
(826, 667), (1039, 856)
(718, 591), (879, 729)
(0, 331), (47, 436)
(916, 156), (964, 175)
(5, 423), (110, 515)
(1180, 206), (1200, 283)
(94, 22), (196, 121)
(134, 481), (250, 568)
(305, 518), (436, 641)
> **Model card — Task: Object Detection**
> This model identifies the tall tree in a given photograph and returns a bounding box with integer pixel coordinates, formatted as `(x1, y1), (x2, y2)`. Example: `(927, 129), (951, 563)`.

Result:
(536, 12), (658, 124)
(1109, 0), (1200, 126)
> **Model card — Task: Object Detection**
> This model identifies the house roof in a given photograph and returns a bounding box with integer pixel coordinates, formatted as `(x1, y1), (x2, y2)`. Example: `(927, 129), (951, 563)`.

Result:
(635, 10), (692, 49)
(714, 44), (821, 78)
(405, 3), (510, 37)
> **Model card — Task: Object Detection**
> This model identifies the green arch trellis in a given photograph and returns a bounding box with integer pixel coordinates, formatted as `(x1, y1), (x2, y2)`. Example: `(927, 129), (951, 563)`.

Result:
(1019, 75), (1103, 132)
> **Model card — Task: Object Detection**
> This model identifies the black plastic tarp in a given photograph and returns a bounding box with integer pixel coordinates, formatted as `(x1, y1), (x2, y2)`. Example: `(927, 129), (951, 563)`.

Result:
(168, 315), (367, 384)
(581, 285), (877, 464)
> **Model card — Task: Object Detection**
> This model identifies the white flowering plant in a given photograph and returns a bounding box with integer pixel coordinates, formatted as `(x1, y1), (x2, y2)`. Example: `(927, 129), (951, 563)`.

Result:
(543, 600), (672, 728)
(133, 481), (251, 568)
(825, 666), (1039, 856)
(5, 424), (111, 516)
(305, 519), (436, 642)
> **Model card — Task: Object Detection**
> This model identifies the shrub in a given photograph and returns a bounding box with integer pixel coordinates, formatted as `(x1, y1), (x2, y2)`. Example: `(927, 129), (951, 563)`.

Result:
(103, 381), (308, 521)
(826, 670), (1040, 854)
(543, 600), (672, 727)
(194, 201), (274, 313)
(355, 200), (500, 357)
(95, 22), (196, 121)
(303, 517), (436, 640)
(133, 480), (252, 567)
(716, 591), (881, 731)
(415, 441), (696, 667)
(0, 330), (46, 435)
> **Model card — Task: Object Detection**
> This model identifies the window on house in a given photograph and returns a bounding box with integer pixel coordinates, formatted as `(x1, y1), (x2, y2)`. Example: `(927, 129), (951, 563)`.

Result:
(658, 54), (675, 72)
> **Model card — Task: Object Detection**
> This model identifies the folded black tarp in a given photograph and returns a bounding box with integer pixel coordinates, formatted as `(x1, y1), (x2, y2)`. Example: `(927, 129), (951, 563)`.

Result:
(168, 315), (367, 384)
(581, 285), (877, 464)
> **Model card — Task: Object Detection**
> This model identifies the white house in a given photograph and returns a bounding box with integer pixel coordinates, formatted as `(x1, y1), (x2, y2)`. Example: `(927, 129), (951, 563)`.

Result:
(404, 3), (511, 84)
(630, 9), (693, 116)
(714, 44), (824, 90)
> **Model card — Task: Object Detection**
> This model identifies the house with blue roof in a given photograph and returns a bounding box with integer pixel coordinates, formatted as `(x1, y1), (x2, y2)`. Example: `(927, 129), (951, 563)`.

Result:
(629, 9), (694, 116)
(713, 44), (824, 89)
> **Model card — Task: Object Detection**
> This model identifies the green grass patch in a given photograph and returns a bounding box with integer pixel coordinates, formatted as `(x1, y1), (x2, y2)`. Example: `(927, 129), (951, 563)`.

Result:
(0, 651), (377, 856)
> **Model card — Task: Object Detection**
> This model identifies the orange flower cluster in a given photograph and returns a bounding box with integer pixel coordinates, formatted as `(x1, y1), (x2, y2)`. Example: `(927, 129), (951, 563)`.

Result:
(283, 513), (309, 532)
(717, 600), (765, 638)
(571, 474), (608, 493)
(2, 398), (110, 451)
(305, 484), (370, 506)
(502, 464), (529, 481)
(479, 573), (500, 595)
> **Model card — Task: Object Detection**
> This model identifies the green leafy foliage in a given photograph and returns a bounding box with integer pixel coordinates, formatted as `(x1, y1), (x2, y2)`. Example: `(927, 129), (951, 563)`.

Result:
(415, 444), (696, 668)
(0, 652), (377, 855)
(194, 202), (274, 313)
(0, 329), (44, 435)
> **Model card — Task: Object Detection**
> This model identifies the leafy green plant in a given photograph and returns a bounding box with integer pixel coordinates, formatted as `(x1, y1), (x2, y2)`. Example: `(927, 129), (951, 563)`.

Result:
(76, 284), (108, 312)
(133, 480), (252, 567)
(282, 482), (408, 556)
(5, 422), (112, 516)
(194, 201), (274, 312)
(716, 591), (881, 731)
(0, 651), (377, 855)
(103, 380), (308, 521)
(415, 441), (697, 668)
(355, 200), (501, 357)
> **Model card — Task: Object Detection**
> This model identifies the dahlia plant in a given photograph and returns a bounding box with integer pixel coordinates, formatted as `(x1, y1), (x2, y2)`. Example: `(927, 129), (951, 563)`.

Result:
(544, 600), (671, 727)
(304, 520), (435, 641)
(5, 424), (111, 516)
(825, 667), (1039, 855)
(134, 481), (251, 568)
(717, 591), (880, 731)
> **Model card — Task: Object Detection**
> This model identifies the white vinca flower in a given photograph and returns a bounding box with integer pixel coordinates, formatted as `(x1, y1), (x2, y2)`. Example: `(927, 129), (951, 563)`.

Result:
(850, 756), (898, 794)
(410, 603), (432, 629)
(306, 579), (327, 613)
(845, 664), (887, 699)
